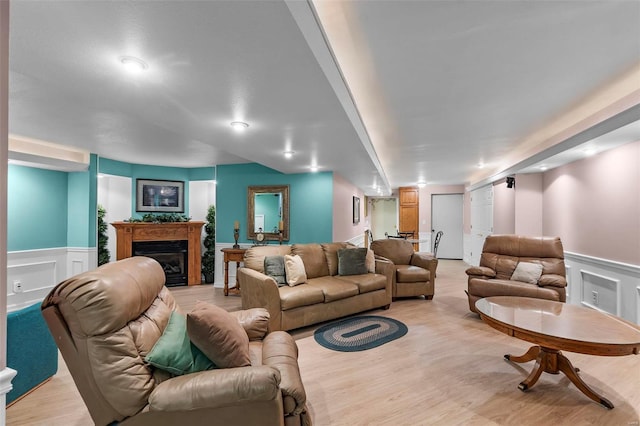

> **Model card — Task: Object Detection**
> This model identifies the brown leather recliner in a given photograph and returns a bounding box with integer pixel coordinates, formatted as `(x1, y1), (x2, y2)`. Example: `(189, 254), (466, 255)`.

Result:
(41, 256), (311, 426)
(465, 234), (567, 313)
(370, 238), (438, 300)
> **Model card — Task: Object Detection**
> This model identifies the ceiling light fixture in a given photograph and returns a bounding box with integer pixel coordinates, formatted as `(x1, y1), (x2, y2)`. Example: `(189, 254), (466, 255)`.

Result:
(119, 56), (148, 73)
(283, 151), (294, 159)
(310, 166), (319, 172)
(417, 181), (426, 188)
(584, 148), (596, 156)
(539, 165), (548, 171)
(230, 121), (249, 132)
(477, 162), (485, 169)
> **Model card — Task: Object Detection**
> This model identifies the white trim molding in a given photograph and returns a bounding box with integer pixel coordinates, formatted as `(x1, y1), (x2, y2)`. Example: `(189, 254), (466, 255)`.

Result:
(0, 367), (17, 422)
(564, 251), (640, 325)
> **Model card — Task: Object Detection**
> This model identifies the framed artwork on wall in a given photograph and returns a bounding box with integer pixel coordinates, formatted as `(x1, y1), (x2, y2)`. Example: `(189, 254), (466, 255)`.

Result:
(136, 179), (184, 213)
(353, 196), (360, 224)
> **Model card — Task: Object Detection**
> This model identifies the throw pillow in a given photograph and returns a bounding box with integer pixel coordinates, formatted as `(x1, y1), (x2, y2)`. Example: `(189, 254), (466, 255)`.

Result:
(366, 249), (375, 273)
(186, 301), (251, 368)
(511, 262), (544, 285)
(145, 311), (216, 376)
(337, 247), (368, 276)
(264, 255), (287, 286)
(284, 254), (307, 286)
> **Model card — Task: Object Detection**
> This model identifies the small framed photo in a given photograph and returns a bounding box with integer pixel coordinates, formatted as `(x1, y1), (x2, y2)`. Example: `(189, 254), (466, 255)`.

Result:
(136, 179), (184, 213)
(353, 196), (360, 224)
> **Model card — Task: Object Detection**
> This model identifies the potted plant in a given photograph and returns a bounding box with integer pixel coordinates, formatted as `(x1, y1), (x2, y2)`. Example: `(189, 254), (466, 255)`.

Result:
(202, 204), (216, 283)
(97, 204), (110, 266)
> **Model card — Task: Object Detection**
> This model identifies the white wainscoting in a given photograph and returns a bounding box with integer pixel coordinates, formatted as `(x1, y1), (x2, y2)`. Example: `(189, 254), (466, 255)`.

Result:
(565, 251), (640, 325)
(7, 247), (96, 312)
(462, 233), (473, 265)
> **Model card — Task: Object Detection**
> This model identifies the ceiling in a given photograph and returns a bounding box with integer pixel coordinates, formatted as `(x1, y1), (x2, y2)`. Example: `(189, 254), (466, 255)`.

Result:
(8, 0), (640, 195)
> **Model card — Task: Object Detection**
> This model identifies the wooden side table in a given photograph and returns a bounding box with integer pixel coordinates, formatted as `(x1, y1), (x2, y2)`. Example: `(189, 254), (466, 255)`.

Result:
(221, 248), (247, 296)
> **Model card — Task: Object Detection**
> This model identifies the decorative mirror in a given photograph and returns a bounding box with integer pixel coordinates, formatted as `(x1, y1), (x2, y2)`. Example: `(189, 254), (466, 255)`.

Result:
(247, 185), (290, 242)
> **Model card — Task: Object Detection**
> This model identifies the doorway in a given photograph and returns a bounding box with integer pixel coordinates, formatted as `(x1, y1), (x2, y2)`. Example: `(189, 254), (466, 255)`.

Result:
(431, 194), (463, 259)
(370, 197), (398, 240)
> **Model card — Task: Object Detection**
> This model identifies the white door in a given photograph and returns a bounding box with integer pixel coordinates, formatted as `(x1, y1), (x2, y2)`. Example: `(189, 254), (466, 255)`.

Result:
(370, 198), (398, 240)
(431, 194), (463, 259)
(470, 185), (493, 266)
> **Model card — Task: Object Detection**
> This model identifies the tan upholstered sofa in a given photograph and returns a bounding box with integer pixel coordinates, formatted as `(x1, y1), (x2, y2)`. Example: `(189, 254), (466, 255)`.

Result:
(370, 238), (438, 300)
(42, 257), (311, 426)
(238, 243), (393, 332)
(465, 234), (567, 313)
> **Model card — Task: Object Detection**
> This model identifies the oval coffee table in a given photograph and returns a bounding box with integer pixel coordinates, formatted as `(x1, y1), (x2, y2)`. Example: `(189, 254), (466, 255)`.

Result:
(475, 296), (640, 409)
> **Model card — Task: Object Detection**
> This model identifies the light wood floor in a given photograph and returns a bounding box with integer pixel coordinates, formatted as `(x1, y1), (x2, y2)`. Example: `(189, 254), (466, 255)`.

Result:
(7, 260), (640, 425)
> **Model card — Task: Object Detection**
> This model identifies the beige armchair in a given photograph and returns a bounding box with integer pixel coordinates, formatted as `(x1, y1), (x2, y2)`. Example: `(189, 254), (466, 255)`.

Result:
(370, 238), (438, 300)
(41, 256), (311, 426)
(465, 234), (567, 313)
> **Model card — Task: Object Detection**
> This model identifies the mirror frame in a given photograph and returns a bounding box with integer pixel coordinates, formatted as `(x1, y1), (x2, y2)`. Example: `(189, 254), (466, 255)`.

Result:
(247, 185), (290, 242)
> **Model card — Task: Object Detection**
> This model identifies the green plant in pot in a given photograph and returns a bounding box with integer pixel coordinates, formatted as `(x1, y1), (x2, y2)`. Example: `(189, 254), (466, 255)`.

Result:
(97, 204), (110, 266)
(202, 205), (216, 283)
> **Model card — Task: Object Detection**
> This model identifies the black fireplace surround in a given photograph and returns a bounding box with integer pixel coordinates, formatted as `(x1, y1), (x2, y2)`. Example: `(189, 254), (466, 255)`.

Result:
(133, 240), (188, 286)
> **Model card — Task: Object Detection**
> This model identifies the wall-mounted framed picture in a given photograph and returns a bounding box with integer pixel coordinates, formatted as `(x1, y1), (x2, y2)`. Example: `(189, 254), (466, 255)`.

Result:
(353, 196), (360, 224)
(136, 179), (184, 213)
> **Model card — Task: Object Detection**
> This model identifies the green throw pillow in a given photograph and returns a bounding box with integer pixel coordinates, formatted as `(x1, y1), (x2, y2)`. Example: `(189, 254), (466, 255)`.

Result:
(337, 247), (368, 276)
(145, 311), (217, 376)
(264, 255), (287, 286)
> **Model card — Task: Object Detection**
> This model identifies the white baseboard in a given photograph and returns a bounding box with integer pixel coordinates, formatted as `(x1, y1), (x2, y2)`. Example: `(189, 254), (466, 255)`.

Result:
(564, 251), (640, 325)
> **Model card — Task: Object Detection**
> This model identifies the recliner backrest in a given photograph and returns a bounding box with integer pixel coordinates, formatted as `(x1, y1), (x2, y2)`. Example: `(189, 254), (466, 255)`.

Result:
(370, 239), (414, 265)
(480, 235), (566, 280)
(41, 257), (175, 425)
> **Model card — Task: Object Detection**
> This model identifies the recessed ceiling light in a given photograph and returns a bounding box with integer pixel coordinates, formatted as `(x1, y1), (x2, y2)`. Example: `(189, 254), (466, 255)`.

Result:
(584, 148), (596, 156)
(310, 166), (319, 172)
(119, 56), (148, 73)
(539, 165), (548, 171)
(230, 121), (249, 132)
(283, 151), (294, 159)
(417, 181), (426, 188)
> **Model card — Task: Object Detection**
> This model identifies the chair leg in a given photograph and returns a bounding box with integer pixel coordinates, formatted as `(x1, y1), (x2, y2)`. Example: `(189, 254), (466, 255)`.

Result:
(425, 295), (433, 300)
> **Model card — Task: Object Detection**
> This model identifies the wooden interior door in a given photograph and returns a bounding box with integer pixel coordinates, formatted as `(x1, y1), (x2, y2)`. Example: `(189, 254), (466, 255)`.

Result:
(399, 187), (419, 249)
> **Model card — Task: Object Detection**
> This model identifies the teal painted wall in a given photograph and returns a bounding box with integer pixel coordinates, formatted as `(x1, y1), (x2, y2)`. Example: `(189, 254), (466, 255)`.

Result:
(98, 157), (215, 218)
(216, 163), (333, 244)
(7, 165), (68, 251)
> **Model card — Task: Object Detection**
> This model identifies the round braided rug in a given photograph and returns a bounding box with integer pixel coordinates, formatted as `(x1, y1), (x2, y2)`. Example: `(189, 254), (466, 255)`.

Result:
(313, 315), (408, 352)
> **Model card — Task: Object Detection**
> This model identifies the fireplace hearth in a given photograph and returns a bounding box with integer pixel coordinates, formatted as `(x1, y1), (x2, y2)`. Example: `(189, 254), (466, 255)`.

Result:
(133, 240), (188, 286)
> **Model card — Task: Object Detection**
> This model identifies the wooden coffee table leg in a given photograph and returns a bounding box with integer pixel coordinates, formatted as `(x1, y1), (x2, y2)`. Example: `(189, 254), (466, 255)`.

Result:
(505, 345), (540, 363)
(556, 352), (614, 409)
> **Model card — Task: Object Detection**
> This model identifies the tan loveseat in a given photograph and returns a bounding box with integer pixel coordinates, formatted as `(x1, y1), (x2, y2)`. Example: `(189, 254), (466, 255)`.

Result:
(42, 257), (310, 426)
(465, 234), (567, 313)
(238, 243), (393, 332)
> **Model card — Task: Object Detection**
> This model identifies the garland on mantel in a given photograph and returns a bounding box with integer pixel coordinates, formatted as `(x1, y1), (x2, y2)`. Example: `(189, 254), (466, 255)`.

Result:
(126, 213), (191, 223)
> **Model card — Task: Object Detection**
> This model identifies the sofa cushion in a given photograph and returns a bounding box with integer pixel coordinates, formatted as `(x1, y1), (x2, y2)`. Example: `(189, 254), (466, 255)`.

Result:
(511, 262), (543, 284)
(145, 311), (216, 376)
(307, 276), (359, 302)
(336, 273), (387, 294)
(366, 249), (375, 273)
(396, 265), (430, 283)
(279, 284), (325, 310)
(468, 278), (561, 301)
(186, 301), (251, 369)
(244, 245), (292, 273)
(321, 242), (350, 276)
(284, 254), (307, 286)
(337, 247), (368, 276)
(264, 255), (287, 286)
(292, 243), (329, 278)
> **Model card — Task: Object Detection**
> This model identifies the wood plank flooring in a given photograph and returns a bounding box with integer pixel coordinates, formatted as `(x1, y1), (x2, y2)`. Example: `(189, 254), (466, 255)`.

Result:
(7, 260), (640, 425)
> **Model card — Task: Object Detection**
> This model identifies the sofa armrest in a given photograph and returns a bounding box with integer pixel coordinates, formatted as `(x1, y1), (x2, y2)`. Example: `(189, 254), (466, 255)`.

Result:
(261, 331), (306, 416)
(148, 366), (280, 411)
(230, 308), (270, 341)
(538, 274), (567, 288)
(411, 253), (438, 277)
(465, 266), (496, 278)
(238, 268), (283, 332)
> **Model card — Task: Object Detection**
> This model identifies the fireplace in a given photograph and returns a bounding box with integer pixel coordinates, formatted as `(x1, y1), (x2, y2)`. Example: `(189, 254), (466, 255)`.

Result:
(133, 240), (188, 287)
